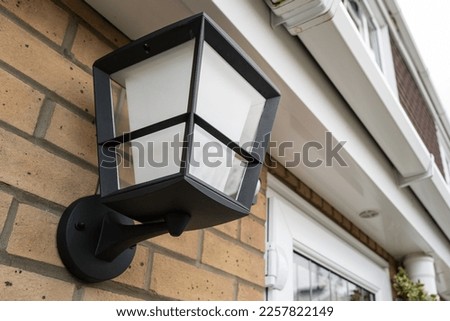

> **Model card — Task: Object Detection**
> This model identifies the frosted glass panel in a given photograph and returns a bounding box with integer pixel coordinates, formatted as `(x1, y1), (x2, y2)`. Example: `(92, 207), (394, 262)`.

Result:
(111, 82), (130, 135)
(196, 43), (265, 148)
(116, 123), (185, 189)
(189, 126), (247, 199)
(111, 40), (195, 135)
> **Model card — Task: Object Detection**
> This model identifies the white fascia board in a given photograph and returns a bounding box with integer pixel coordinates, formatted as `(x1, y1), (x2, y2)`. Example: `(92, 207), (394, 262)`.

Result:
(298, 5), (431, 178)
(411, 165), (450, 231)
(381, 0), (450, 152)
(295, 4), (450, 240)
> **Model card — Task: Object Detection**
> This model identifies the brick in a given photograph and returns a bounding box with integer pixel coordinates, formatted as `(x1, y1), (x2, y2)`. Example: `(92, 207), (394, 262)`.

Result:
(0, 0), (69, 45)
(240, 216), (265, 252)
(250, 193), (266, 220)
(83, 287), (141, 301)
(202, 231), (264, 285)
(114, 245), (149, 289)
(0, 192), (13, 232)
(392, 40), (443, 175)
(150, 253), (234, 300)
(321, 200), (333, 218)
(150, 230), (199, 260)
(213, 220), (239, 238)
(284, 170), (298, 189)
(296, 182), (311, 200)
(332, 209), (343, 224)
(61, 0), (129, 47)
(350, 224), (360, 239)
(0, 265), (74, 300)
(72, 24), (114, 68)
(342, 217), (351, 232)
(264, 154), (276, 168)
(376, 244), (385, 258)
(0, 69), (44, 134)
(310, 191), (322, 208)
(45, 104), (97, 165)
(237, 283), (264, 301)
(389, 258), (398, 272)
(7, 204), (62, 266)
(359, 232), (368, 245)
(268, 162), (286, 180)
(259, 165), (268, 191)
(0, 14), (95, 115)
(0, 128), (97, 206)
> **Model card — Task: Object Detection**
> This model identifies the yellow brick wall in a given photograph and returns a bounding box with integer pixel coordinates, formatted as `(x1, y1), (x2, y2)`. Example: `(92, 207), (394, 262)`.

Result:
(0, 0), (266, 300)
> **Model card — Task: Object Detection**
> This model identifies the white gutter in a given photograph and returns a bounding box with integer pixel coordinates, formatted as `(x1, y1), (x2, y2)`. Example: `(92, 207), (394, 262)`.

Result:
(268, 0), (339, 33)
(264, 0), (450, 242)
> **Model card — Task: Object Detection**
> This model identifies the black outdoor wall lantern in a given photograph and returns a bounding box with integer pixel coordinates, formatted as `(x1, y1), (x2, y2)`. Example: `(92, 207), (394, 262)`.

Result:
(57, 13), (280, 282)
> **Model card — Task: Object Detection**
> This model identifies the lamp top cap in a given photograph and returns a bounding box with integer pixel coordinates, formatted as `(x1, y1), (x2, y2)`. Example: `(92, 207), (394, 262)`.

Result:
(92, 12), (280, 98)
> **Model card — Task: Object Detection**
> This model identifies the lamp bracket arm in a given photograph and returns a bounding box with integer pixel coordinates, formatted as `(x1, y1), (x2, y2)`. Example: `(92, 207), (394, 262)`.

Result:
(95, 211), (191, 262)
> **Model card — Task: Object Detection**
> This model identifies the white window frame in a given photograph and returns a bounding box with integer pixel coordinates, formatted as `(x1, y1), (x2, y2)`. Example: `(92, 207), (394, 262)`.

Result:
(266, 175), (393, 301)
(341, 0), (398, 95)
(437, 131), (450, 186)
(343, 0), (381, 66)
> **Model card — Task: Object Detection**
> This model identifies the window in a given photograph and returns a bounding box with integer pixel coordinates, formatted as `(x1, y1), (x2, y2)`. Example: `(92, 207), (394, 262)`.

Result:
(340, 0), (399, 97)
(266, 176), (392, 301)
(342, 0), (382, 68)
(294, 253), (375, 301)
(437, 131), (450, 185)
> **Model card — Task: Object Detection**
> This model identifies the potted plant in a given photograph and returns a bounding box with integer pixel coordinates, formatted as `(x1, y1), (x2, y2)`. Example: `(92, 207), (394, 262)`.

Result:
(393, 267), (438, 301)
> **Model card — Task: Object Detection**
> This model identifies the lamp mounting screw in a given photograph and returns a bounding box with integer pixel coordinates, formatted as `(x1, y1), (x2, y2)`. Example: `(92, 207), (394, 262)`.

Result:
(75, 222), (86, 231)
(143, 43), (150, 54)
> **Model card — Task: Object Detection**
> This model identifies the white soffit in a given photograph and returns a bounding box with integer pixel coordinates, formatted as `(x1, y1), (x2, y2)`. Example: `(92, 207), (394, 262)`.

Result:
(85, 0), (192, 39)
(266, 0), (450, 243)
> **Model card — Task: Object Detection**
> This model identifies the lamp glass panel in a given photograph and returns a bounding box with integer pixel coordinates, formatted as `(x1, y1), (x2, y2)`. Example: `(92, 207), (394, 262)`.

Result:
(110, 40), (195, 136)
(189, 125), (247, 199)
(111, 81), (130, 135)
(116, 123), (185, 189)
(196, 42), (266, 149)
